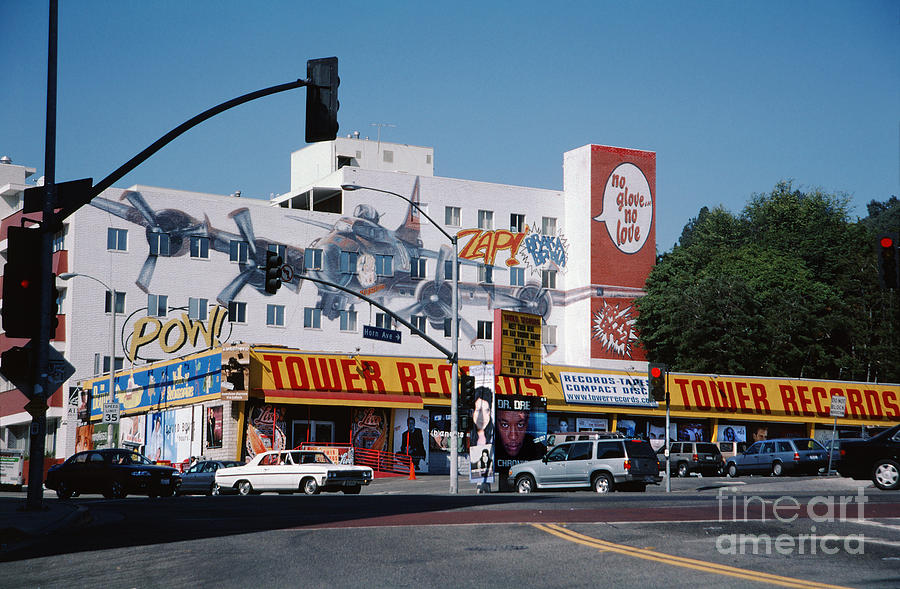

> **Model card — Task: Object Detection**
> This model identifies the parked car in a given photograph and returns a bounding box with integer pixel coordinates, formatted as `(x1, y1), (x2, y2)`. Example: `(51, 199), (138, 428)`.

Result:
(717, 441), (748, 462)
(508, 438), (661, 494)
(837, 424), (900, 490)
(177, 460), (243, 495)
(657, 442), (725, 477)
(820, 438), (865, 473)
(725, 438), (827, 477)
(45, 449), (181, 499)
(215, 450), (374, 495)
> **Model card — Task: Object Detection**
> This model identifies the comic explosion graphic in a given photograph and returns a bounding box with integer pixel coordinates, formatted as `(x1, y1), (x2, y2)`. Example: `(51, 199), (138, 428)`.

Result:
(592, 300), (638, 358)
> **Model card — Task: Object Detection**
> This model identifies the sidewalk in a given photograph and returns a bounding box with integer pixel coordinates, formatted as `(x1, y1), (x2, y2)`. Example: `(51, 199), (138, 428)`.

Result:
(0, 489), (90, 557)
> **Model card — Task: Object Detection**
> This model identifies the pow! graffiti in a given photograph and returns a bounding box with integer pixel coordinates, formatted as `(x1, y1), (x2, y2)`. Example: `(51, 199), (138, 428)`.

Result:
(591, 300), (638, 359)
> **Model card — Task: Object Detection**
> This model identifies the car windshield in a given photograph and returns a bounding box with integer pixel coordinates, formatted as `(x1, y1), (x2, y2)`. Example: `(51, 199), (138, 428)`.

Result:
(624, 441), (657, 458)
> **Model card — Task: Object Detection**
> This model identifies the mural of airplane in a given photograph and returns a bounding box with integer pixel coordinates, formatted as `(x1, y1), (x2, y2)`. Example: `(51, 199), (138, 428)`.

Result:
(89, 179), (599, 354)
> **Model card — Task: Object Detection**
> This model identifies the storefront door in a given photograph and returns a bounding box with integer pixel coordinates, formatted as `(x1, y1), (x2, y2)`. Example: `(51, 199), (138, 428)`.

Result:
(292, 420), (335, 446)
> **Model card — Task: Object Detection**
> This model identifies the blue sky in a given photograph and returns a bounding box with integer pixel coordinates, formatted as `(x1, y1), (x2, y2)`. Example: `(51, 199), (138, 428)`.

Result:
(3, 1), (898, 251)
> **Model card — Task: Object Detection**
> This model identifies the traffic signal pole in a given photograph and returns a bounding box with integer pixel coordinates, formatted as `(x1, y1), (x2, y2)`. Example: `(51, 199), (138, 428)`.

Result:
(24, 0), (59, 511)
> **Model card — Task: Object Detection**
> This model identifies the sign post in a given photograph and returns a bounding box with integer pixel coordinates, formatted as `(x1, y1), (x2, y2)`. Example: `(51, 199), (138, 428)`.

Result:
(827, 395), (846, 476)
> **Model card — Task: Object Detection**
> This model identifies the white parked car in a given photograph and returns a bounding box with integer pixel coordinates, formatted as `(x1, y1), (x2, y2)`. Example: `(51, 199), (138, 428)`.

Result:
(215, 450), (374, 496)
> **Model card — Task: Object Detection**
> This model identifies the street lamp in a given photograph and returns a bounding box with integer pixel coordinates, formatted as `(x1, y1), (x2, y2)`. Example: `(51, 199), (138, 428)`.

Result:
(59, 272), (117, 446)
(341, 183), (461, 494)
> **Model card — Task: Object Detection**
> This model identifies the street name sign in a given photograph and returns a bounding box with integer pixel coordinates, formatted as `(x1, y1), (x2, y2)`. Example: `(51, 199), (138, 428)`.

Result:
(363, 325), (402, 344)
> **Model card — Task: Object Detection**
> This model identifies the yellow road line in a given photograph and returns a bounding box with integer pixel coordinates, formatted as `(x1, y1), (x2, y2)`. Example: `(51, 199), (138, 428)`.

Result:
(532, 523), (851, 589)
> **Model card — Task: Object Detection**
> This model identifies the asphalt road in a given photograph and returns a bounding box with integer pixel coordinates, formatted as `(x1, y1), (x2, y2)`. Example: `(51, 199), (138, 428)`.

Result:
(2, 475), (899, 588)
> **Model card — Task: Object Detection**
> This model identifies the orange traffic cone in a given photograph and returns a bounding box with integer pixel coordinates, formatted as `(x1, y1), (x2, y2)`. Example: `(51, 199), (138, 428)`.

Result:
(408, 462), (416, 480)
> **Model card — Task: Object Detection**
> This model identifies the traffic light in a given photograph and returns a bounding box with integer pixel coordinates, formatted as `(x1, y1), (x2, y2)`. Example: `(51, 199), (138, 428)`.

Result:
(305, 57), (339, 143)
(648, 362), (667, 402)
(264, 249), (283, 294)
(2, 226), (42, 338)
(877, 233), (899, 290)
(459, 374), (476, 410)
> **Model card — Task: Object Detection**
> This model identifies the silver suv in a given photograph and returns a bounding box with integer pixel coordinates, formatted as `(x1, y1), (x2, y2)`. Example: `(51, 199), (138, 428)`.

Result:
(508, 438), (662, 494)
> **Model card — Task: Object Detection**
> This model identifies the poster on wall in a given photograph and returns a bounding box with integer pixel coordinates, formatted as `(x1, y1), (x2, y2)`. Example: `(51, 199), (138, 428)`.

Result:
(468, 364), (496, 484)
(206, 406), (224, 449)
(76, 424), (93, 452)
(617, 419), (637, 437)
(678, 422), (706, 441)
(717, 424), (747, 443)
(392, 409), (429, 473)
(174, 407), (193, 461)
(428, 411), (465, 455)
(245, 403), (287, 459)
(576, 417), (608, 432)
(494, 394), (547, 490)
(351, 408), (389, 451)
(119, 415), (146, 447)
(589, 145), (656, 362)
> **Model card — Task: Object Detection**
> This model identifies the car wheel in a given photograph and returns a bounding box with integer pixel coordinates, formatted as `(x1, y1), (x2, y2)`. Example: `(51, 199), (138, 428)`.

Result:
(105, 480), (127, 499)
(772, 461), (783, 477)
(727, 463), (738, 478)
(237, 480), (253, 496)
(210, 483), (221, 496)
(592, 472), (613, 494)
(677, 462), (689, 478)
(301, 477), (320, 496)
(342, 485), (362, 494)
(515, 474), (535, 494)
(56, 481), (73, 500)
(872, 459), (900, 491)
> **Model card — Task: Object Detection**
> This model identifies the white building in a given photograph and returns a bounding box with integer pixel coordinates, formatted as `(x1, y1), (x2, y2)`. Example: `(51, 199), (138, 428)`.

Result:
(0, 139), (658, 473)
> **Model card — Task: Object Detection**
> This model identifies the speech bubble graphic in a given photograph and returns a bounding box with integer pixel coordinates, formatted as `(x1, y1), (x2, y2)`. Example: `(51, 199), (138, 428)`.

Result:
(592, 163), (653, 254)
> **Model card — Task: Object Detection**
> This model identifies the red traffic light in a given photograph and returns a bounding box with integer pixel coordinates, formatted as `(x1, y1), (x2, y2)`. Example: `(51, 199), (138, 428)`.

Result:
(650, 366), (663, 378)
(881, 236), (894, 248)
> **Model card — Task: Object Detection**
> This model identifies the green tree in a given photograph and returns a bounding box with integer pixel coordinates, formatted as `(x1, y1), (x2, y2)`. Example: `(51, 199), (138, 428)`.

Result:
(637, 185), (899, 382)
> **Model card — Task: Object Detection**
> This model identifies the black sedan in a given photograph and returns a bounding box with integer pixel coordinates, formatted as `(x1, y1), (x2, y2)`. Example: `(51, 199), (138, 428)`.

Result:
(177, 460), (243, 495)
(46, 449), (181, 499)
(837, 424), (900, 490)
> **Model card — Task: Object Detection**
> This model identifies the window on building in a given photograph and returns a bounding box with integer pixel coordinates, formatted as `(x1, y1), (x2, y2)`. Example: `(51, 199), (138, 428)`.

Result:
(426, 154), (432, 164)
(443, 318), (452, 338)
(189, 297), (208, 321)
(147, 294), (166, 317)
(190, 236), (209, 259)
(107, 228), (127, 251)
(105, 291), (125, 314)
(411, 315), (427, 336)
(478, 264), (493, 284)
(149, 232), (170, 256)
(383, 150), (394, 163)
(339, 310), (357, 332)
(304, 307), (322, 329)
(230, 240), (249, 263)
(268, 243), (286, 260)
(542, 269), (557, 289)
(444, 260), (460, 281)
(304, 248), (323, 272)
(542, 216), (557, 235)
(410, 258), (426, 280)
(510, 213), (525, 233)
(228, 301), (247, 324)
(445, 206), (461, 227)
(375, 312), (392, 330)
(52, 226), (66, 253)
(375, 254), (393, 276)
(542, 325), (557, 346)
(96, 354), (125, 376)
(510, 267), (525, 286)
(267, 304), (285, 327)
(477, 210), (494, 231)
(477, 320), (493, 341)
(340, 251), (358, 275)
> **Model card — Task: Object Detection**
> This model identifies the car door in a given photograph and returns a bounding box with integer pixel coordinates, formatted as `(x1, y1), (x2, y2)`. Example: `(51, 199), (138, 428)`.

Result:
(758, 441), (777, 472)
(84, 451), (108, 493)
(562, 442), (593, 486)
(537, 444), (569, 486)
(736, 442), (760, 473)
(181, 462), (205, 493)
